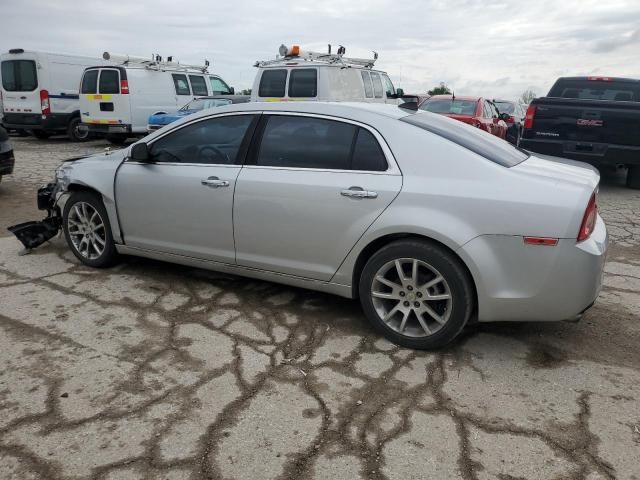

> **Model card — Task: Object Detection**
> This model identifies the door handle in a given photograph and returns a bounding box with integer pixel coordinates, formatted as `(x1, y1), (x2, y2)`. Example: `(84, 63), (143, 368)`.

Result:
(341, 187), (378, 199)
(201, 176), (229, 188)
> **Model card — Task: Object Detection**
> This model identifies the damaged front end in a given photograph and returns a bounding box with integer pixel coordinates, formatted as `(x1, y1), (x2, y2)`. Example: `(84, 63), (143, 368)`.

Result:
(8, 182), (62, 250)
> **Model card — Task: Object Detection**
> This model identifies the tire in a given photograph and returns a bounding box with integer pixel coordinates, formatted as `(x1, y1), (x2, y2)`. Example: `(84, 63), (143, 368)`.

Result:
(62, 191), (118, 268)
(106, 134), (128, 146)
(67, 117), (89, 142)
(31, 130), (51, 140)
(626, 166), (640, 190)
(359, 240), (474, 350)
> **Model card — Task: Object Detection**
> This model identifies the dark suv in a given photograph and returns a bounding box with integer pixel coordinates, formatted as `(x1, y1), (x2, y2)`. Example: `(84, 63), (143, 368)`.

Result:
(0, 126), (15, 183)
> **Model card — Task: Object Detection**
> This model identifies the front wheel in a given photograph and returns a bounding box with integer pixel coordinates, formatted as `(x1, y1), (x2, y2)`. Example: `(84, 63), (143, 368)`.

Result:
(63, 191), (118, 267)
(67, 117), (89, 142)
(359, 240), (474, 349)
(627, 166), (640, 189)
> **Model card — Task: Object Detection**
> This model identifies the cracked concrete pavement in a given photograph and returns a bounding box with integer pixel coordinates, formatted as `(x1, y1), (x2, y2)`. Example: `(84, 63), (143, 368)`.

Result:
(0, 135), (639, 480)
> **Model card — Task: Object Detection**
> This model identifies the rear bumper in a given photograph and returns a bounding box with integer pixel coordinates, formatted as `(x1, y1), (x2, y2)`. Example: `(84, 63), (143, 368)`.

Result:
(458, 215), (608, 322)
(3, 113), (71, 132)
(520, 137), (640, 166)
(84, 123), (132, 135)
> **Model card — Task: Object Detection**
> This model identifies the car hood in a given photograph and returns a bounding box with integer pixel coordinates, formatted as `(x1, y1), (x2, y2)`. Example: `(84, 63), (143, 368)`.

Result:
(148, 110), (196, 125)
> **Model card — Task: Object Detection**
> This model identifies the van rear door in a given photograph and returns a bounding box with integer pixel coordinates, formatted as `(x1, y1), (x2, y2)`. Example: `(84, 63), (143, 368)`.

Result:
(1, 54), (42, 120)
(80, 67), (131, 131)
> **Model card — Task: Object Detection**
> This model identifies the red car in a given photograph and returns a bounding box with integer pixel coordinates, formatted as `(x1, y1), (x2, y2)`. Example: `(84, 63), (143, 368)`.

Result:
(419, 95), (509, 140)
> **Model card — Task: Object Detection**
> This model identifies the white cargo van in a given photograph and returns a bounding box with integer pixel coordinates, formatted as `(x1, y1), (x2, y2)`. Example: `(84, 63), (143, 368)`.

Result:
(80, 53), (235, 145)
(0, 49), (103, 141)
(251, 45), (404, 104)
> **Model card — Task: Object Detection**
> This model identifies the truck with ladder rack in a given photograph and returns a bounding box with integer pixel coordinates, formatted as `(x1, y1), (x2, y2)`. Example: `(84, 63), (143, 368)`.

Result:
(79, 52), (235, 145)
(251, 44), (405, 104)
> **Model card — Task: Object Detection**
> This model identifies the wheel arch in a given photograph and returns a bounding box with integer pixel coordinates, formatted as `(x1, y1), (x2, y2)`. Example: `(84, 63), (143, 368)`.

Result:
(63, 182), (123, 243)
(350, 233), (478, 318)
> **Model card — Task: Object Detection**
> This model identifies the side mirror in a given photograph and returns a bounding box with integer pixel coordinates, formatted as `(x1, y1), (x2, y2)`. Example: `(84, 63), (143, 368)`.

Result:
(228, 86), (235, 94)
(396, 88), (405, 97)
(130, 142), (150, 162)
(499, 112), (510, 121)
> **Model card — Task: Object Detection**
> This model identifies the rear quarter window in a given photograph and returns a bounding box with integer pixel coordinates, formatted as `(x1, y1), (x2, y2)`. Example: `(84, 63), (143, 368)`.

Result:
(259, 69), (287, 97)
(401, 112), (529, 167)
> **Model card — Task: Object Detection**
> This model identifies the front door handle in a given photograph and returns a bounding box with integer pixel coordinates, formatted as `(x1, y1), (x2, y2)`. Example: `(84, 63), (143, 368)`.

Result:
(341, 187), (378, 199)
(201, 176), (229, 188)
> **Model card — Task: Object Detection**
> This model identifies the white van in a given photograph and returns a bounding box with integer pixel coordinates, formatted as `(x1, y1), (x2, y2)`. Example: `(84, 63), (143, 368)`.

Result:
(0, 49), (103, 141)
(251, 45), (404, 104)
(80, 53), (235, 145)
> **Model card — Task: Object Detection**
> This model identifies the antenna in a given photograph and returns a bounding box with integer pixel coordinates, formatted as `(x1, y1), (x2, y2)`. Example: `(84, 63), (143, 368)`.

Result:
(328, 44), (332, 54)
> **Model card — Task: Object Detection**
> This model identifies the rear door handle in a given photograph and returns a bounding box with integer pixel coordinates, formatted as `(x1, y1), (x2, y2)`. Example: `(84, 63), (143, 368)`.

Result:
(201, 176), (229, 188)
(341, 187), (378, 199)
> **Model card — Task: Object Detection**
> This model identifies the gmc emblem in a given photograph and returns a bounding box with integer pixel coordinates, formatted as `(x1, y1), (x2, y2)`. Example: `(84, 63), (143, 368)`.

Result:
(577, 119), (604, 127)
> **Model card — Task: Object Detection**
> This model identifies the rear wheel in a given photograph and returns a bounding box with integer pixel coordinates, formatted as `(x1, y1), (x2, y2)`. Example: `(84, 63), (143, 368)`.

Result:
(67, 117), (89, 142)
(106, 134), (128, 146)
(359, 240), (474, 349)
(627, 166), (640, 189)
(63, 191), (118, 268)
(31, 130), (51, 140)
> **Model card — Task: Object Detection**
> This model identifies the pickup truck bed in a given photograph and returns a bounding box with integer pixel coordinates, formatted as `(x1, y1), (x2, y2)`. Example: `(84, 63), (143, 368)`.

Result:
(520, 77), (640, 188)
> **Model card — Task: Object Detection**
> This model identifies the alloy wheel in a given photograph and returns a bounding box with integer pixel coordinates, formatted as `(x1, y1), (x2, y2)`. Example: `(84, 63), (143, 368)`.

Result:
(67, 202), (106, 260)
(371, 258), (452, 337)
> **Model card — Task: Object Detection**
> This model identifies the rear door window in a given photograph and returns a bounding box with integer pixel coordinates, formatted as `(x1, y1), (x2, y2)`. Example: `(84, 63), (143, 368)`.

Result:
(256, 115), (355, 169)
(81, 70), (99, 94)
(1, 60), (38, 91)
(288, 69), (317, 97)
(258, 69), (287, 97)
(361, 71), (373, 98)
(548, 79), (640, 101)
(172, 74), (191, 95)
(99, 69), (120, 94)
(370, 72), (383, 98)
(189, 75), (208, 96)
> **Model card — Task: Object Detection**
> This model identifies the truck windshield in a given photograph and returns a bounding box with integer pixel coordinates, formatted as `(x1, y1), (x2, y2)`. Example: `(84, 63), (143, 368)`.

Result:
(1, 60), (38, 91)
(548, 79), (640, 102)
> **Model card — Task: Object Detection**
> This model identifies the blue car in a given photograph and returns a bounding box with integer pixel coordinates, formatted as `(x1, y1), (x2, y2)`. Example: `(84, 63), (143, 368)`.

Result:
(147, 96), (249, 132)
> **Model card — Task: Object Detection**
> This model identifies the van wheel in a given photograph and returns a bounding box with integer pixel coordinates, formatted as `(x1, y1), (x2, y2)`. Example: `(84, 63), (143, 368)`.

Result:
(68, 118), (89, 142)
(627, 166), (640, 189)
(106, 134), (128, 146)
(359, 240), (474, 350)
(31, 130), (50, 140)
(63, 191), (118, 268)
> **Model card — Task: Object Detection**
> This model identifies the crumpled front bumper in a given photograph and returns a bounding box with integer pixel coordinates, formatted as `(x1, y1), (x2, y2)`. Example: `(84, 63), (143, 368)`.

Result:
(7, 183), (62, 250)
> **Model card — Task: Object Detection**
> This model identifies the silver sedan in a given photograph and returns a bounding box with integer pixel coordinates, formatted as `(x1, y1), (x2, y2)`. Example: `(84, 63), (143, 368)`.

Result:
(39, 102), (607, 349)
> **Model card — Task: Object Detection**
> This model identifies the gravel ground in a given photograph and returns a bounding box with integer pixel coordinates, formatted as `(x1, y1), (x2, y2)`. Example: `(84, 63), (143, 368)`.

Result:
(0, 135), (639, 480)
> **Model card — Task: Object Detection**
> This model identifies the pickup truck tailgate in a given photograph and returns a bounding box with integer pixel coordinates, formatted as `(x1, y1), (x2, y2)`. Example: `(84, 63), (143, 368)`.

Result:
(529, 98), (640, 146)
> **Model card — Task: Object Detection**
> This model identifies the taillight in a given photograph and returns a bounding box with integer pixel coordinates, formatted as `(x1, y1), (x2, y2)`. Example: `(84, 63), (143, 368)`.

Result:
(120, 79), (129, 94)
(523, 104), (536, 129)
(40, 90), (50, 116)
(577, 193), (597, 242)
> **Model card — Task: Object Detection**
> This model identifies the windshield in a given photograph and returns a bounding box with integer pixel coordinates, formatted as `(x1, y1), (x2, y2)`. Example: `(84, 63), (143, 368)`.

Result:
(494, 101), (515, 114)
(420, 99), (477, 115)
(180, 98), (232, 111)
(1, 60), (38, 91)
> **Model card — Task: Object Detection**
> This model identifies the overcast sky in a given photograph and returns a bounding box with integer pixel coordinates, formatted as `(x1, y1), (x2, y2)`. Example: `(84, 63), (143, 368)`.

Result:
(2, 0), (639, 100)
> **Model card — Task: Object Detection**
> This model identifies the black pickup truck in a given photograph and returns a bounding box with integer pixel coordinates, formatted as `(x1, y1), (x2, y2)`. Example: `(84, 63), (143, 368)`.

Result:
(520, 76), (640, 188)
